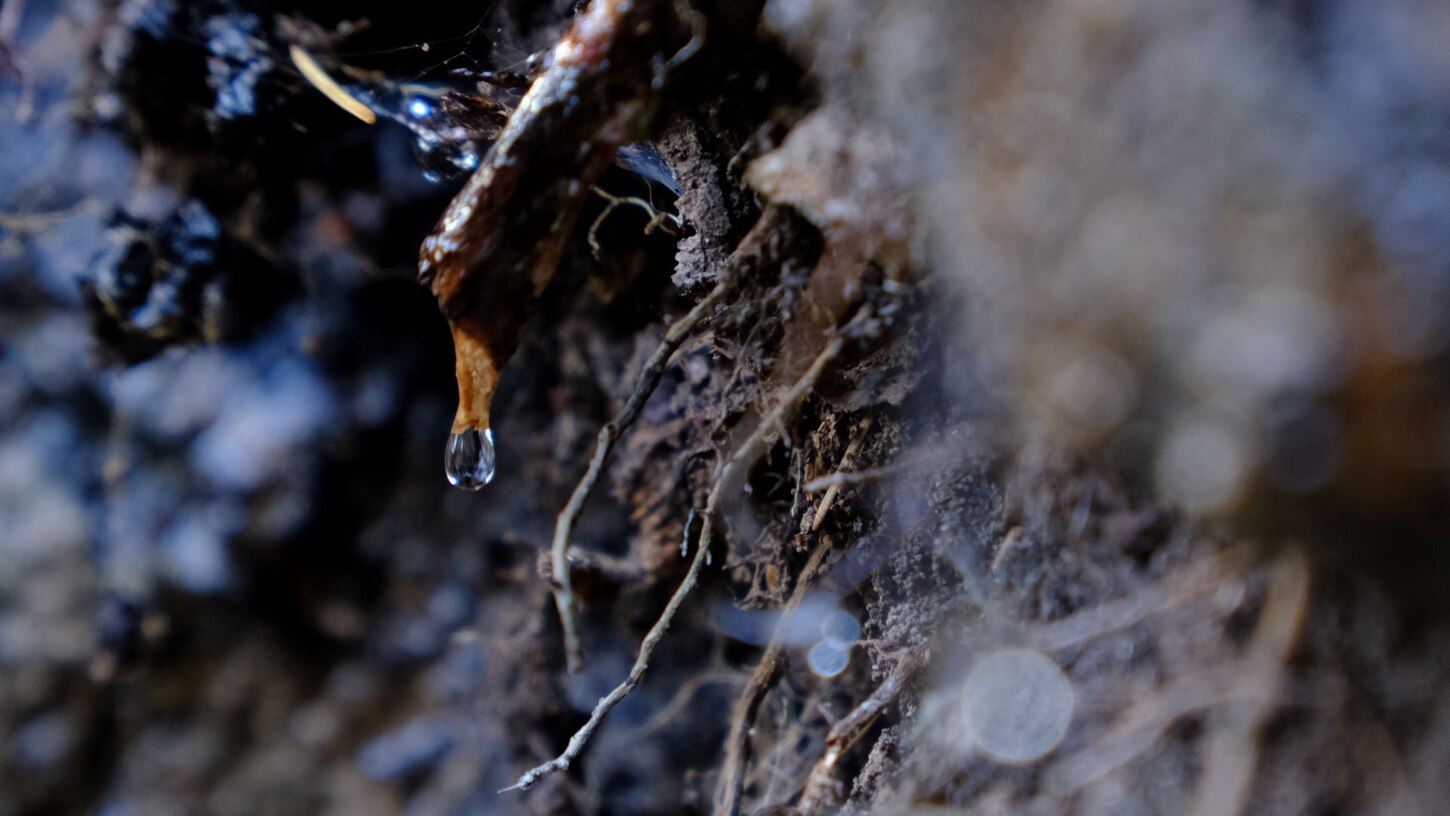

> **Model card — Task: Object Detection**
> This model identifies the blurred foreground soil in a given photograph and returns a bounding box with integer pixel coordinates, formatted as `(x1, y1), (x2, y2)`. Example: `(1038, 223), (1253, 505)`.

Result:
(2, 1), (1450, 815)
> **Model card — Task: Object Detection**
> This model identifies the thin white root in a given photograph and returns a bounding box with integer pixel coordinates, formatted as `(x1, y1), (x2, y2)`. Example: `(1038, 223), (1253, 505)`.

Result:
(549, 266), (743, 674)
(512, 333), (846, 793)
(794, 655), (922, 816)
(588, 186), (682, 260)
(289, 45), (377, 125)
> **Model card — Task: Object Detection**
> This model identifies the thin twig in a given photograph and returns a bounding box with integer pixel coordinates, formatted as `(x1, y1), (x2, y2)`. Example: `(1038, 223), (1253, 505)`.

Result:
(509, 332), (846, 792)
(662, 0), (707, 76)
(588, 186), (681, 260)
(754, 686), (826, 804)
(549, 265), (744, 674)
(794, 655), (923, 816)
(800, 427), (987, 493)
(1030, 546), (1256, 651)
(289, 45), (378, 124)
(810, 418), (872, 532)
(1342, 699), (1426, 816)
(0, 200), (107, 234)
(631, 670), (742, 739)
(1188, 548), (1310, 816)
(713, 540), (830, 816)
(506, 505), (717, 792)
(714, 398), (861, 816)
(1048, 667), (1261, 793)
(1047, 550), (1311, 800)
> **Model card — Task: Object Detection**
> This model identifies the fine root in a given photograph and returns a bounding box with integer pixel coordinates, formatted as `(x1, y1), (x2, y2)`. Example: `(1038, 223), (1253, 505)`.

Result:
(810, 417), (872, 532)
(714, 410), (867, 816)
(288, 45), (378, 124)
(587, 186), (682, 261)
(1047, 550), (1311, 801)
(793, 654), (923, 816)
(509, 329), (847, 792)
(548, 260), (744, 674)
(0, 200), (107, 234)
(1188, 548), (1310, 816)
(506, 493), (718, 792)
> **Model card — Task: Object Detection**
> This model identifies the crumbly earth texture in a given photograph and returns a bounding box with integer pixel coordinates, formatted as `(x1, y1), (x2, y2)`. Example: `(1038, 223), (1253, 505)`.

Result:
(2, 1), (1450, 815)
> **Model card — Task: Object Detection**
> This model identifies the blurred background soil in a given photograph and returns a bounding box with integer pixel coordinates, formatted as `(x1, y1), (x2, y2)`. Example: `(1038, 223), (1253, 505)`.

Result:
(2, 1), (1450, 815)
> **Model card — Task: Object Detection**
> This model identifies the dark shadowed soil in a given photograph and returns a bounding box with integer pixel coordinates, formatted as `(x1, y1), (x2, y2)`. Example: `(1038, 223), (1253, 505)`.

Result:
(3, 1), (1450, 815)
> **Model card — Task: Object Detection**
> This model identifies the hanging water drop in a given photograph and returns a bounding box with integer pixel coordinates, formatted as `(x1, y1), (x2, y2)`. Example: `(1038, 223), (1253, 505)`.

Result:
(807, 637), (852, 678)
(445, 427), (496, 490)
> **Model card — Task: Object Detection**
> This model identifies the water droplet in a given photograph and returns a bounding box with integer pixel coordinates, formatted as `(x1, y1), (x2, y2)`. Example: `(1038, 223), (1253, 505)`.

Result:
(407, 96), (434, 120)
(445, 428), (495, 490)
(807, 637), (852, 678)
(960, 648), (1074, 763)
(820, 610), (861, 642)
(414, 139), (479, 182)
(455, 143), (480, 171)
